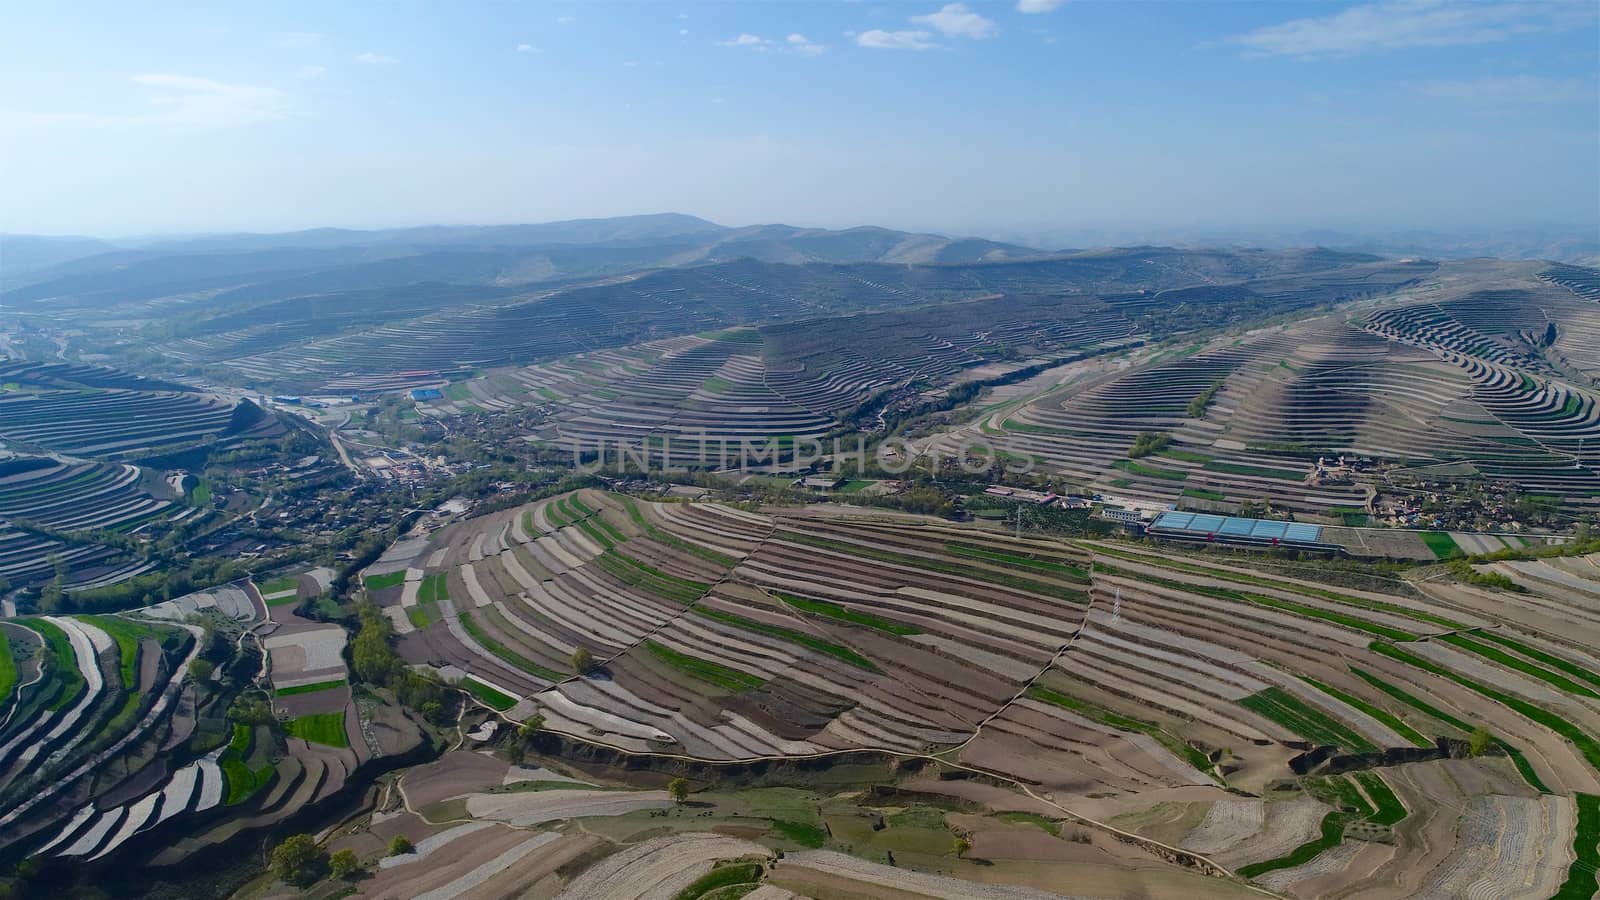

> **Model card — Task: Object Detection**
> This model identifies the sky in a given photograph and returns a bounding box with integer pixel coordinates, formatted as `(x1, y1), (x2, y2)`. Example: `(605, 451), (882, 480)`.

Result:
(1, 0), (1597, 238)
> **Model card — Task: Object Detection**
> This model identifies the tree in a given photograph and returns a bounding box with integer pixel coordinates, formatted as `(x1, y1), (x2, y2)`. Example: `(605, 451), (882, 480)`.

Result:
(270, 833), (320, 885)
(667, 776), (689, 803)
(388, 835), (415, 856)
(1468, 726), (1494, 757)
(329, 848), (360, 880)
(571, 646), (595, 675)
(952, 836), (971, 859)
(188, 658), (214, 683)
(519, 713), (545, 740)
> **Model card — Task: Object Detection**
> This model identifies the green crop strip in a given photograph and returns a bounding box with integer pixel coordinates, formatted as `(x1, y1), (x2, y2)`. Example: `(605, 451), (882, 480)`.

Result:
(417, 572), (449, 604)
(644, 640), (765, 693)
(19, 619), (84, 712)
(617, 495), (738, 568)
(691, 606), (878, 672)
(1473, 632), (1600, 692)
(256, 574), (300, 595)
(1438, 634), (1600, 699)
(1371, 642), (1600, 775)
(1026, 685), (1216, 777)
(1352, 772), (1407, 826)
(774, 593), (921, 635)
(274, 678), (346, 697)
(1111, 458), (1189, 480)
(769, 819), (827, 848)
(943, 543), (1089, 580)
(1086, 545), (1463, 629)
(459, 611), (564, 682)
(1094, 563), (1417, 641)
(363, 570), (406, 591)
(81, 615), (158, 691)
(1296, 674), (1431, 747)
(1552, 793), (1599, 900)
(594, 550), (710, 604)
(1348, 666), (1550, 793)
(1419, 531), (1463, 560)
(1203, 460), (1305, 481)
(461, 677), (516, 710)
(221, 723), (273, 805)
(0, 636), (14, 708)
(1181, 487), (1227, 501)
(1238, 810), (1357, 879)
(285, 711), (349, 748)
(776, 530), (1087, 605)
(1239, 687), (1377, 752)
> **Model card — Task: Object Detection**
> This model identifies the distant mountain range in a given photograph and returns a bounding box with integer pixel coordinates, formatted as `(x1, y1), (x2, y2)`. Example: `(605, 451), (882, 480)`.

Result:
(0, 214), (1040, 294)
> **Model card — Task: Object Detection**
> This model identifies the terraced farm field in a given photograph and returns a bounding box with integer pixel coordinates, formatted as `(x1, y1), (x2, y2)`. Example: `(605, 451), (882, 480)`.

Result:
(368, 488), (1600, 895)
(953, 260), (1600, 519)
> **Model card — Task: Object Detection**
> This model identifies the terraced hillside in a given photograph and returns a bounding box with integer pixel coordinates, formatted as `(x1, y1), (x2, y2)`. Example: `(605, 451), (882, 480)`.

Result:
(0, 360), (282, 460)
(371, 489), (1600, 895)
(163, 249), (1407, 394)
(0, 456), (186, 587)
(958, 260), (1600, 518)
(0, 579), (423, 872)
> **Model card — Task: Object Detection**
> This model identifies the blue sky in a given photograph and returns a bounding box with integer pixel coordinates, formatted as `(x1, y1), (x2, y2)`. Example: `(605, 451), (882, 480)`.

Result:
(1, 1), (1596, 237)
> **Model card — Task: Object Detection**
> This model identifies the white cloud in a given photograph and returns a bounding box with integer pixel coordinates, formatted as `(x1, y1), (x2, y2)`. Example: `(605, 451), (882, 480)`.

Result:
(856, 29), (939, 50)
(1416, 74), (1590, 104)
(354, 51), (397, 65)
(18, 74), (292, 128)
(557, 15), (574, 25)
(787, 33), (826, 56)
(680, 28), (689, 36)
(1231, 0), (1595, 59)
(296, 64), (326, 79)
(911, 3), (997, 39)
(623, 60), (639, 67)
(516, 43), (539, 53)
(719, 33), (769, 48)
(677, 12), (689, 20)
(1017, 0), (1065, 12)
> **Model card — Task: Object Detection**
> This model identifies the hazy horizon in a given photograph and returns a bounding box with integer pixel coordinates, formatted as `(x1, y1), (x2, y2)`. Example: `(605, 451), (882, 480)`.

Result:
(2, 0), (1597, 236)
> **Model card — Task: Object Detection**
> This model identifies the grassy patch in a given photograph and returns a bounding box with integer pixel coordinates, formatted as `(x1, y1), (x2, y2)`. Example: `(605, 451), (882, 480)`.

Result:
(1157, 446), (1215, 463)
(407, 607), (432, 630)
(443, 381), (472, 401)
(1239, 687), (1377, 752)
(691, 606), (878, 672)
(275, 678), (346, 697)
(996, 811), (1063, 836)
(364, 570), (406, 591)
(82, 615), (158, 691)
(1419, 531), (1463, 560)
(644, 640), (765, 693)
(461, 677), (516, 710)
(775, 593), (920, 635)
(1552, 793), (1599, 899)
(1296, 674), (1431, 747)
(256, 574), (300, 595)
(769, 819), (828, 848)
(1181, 487), (1227, 502)
(459, 611), (564, 682)
(284, 711), (349, 748)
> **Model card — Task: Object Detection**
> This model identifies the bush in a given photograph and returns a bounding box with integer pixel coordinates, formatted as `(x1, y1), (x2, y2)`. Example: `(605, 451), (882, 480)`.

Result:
(668, 776), (689, 803)
(270, 833), (320, 885)
(571, 646), (595, 675)
(187, 658), (214, 682)
(329, 848), (360, 880)
(1469, 726), (1494, 757)
(388, 835), (414, 856)
(1127, 432), (1171, 459)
